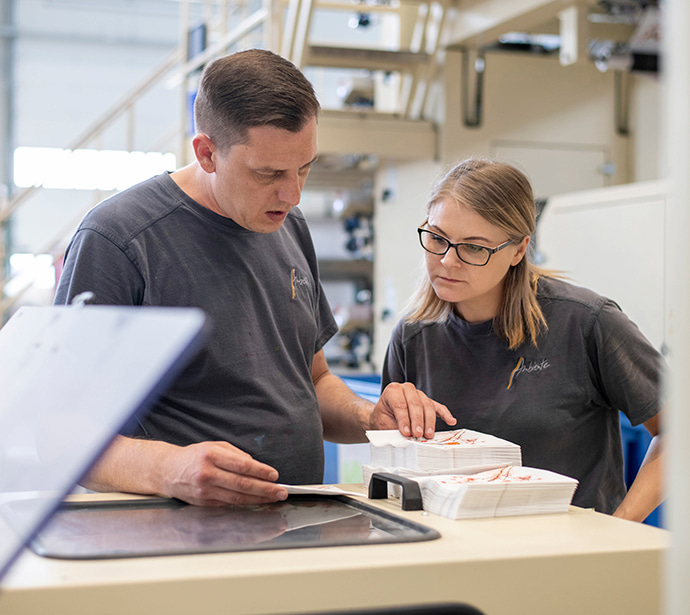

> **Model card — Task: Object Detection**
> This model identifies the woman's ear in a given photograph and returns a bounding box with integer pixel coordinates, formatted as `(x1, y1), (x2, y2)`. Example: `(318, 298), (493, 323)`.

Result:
(511, 236), (530, 267)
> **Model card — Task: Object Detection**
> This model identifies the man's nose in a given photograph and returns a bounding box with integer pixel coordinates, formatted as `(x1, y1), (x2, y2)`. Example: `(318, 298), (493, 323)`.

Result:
(277, 174), (303, 206)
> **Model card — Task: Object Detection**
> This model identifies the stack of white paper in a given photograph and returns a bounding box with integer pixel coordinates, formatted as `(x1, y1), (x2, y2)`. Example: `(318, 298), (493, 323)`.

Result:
(361, 464), (457, 495)
(365, 428), (522, 474)
(416, 466), (579, 519)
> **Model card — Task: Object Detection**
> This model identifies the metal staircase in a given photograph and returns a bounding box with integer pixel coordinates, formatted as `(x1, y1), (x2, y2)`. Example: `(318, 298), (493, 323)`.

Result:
(0, 0), (637, 317)
(282, 0), (450, 121)
(0, 0), (446, 317)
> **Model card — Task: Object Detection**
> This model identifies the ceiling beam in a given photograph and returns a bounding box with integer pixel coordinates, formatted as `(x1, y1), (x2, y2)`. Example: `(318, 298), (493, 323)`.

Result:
(445, 0), (597, 50)
(318, 110), (437, 160)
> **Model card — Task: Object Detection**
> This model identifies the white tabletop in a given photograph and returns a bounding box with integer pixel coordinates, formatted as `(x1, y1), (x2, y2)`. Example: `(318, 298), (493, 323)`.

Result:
(0, 487), (669, 615)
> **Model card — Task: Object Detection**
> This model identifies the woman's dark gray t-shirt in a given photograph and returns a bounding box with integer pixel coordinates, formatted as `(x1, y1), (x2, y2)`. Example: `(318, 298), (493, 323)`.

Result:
(382, 277), (663, 514)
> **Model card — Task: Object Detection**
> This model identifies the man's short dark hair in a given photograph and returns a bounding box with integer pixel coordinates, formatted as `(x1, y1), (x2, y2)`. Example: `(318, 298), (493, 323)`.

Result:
(193, 49), (321, 151)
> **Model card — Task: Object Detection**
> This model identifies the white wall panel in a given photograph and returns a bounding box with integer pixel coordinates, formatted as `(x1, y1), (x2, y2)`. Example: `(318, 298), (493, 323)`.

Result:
(538, 180), (666, 351)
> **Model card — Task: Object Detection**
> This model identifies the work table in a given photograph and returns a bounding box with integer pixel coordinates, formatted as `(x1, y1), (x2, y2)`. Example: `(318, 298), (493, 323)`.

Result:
(0, 486), (668, 615)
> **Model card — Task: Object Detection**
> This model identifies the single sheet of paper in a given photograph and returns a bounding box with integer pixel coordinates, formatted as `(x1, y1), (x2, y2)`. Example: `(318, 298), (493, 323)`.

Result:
(281, 484), (363, 497)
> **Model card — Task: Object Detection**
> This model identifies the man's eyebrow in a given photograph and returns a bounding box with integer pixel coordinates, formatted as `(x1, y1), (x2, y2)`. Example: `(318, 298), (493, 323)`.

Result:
(256, 154), (319, 174)
(301, 154), (319, 170)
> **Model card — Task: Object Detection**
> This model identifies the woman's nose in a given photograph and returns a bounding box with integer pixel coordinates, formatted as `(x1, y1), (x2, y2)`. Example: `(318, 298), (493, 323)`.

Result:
(441, 247), (462, 266)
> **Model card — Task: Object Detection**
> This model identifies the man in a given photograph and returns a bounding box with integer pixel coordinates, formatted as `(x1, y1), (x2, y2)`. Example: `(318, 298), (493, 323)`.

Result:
(55, 49), (454, 506)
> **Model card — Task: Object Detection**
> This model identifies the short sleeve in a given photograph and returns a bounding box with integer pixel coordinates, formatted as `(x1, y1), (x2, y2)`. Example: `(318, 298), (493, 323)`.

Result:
(314, 279), (338, 353)
(381, 319), (408, 390)
(54, 229), (145, 306)
(587, 300), (665, 426)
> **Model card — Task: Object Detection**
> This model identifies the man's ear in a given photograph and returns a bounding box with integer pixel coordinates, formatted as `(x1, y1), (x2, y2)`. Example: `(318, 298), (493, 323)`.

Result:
(192, 133), (216, 173)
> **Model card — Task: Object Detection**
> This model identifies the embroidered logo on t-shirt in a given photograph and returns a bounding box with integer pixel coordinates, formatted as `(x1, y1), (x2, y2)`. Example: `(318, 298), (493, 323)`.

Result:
(506, 356), (551, 390)
(290, 267), (310, 299)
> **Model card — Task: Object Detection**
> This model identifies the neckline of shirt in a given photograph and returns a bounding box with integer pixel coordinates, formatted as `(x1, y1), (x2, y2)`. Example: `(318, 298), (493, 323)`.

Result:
(447, 310), (494, 335)
(158, 172), (267, 233)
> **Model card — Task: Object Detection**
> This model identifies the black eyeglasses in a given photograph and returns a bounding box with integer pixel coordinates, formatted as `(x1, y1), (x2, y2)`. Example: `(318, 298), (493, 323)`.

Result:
(417, 227), (513, 266)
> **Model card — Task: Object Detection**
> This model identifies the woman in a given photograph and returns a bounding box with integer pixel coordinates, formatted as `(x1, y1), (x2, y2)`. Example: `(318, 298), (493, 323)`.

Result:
(382, 158), (664, 521)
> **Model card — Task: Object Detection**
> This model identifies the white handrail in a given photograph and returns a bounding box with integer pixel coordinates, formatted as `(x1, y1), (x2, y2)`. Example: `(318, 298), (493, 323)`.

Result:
(0, 47), (184, 226)
(0, 3), (272, 316)
(166, 7), (269, 88)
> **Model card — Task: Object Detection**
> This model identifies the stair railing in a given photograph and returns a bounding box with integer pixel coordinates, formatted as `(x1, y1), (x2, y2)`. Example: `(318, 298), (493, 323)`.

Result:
(0, 1), (273, 317)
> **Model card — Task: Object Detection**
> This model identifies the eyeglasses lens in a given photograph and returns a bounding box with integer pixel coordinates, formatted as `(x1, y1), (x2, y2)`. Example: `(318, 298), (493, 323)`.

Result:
(420, 230), (489, 265)
(456, 244), (490, 265)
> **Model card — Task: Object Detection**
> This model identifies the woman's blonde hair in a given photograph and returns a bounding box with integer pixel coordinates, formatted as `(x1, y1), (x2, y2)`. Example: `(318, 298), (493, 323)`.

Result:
(406, 157), (552, 349)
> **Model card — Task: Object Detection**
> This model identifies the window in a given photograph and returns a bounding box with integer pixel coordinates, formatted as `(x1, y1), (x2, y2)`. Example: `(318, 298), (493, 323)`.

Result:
(14, 147), (176, 191)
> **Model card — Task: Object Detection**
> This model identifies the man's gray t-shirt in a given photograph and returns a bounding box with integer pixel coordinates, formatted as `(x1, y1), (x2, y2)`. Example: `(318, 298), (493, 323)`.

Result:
(382, 277), (663, 514)
(55, 172), (338, 484)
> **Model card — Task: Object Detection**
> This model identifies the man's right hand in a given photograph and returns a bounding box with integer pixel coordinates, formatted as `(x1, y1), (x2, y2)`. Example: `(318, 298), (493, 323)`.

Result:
(82, 436), (289, 507)
(161, 441), (289, 506)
